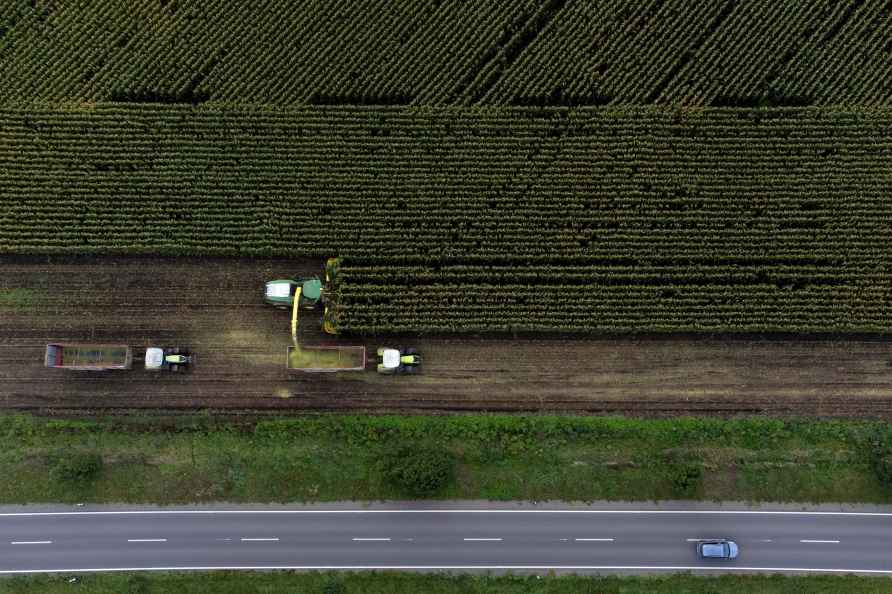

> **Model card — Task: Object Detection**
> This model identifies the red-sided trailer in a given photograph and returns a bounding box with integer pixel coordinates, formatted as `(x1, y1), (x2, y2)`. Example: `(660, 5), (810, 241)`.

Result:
(44, 343), (133, 370)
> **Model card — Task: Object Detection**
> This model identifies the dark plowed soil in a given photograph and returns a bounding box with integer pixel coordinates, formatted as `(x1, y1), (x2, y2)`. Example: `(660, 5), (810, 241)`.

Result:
(2, 256), (892, 418)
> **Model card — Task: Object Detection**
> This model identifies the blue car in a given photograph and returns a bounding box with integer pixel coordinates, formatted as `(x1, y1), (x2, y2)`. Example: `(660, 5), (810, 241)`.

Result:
(697, 539), (739, 560)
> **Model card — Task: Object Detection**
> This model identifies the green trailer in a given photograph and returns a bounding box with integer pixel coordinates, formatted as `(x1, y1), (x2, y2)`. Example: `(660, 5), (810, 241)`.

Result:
(44, 343), (133, 370)
(286, 344), (366, 373)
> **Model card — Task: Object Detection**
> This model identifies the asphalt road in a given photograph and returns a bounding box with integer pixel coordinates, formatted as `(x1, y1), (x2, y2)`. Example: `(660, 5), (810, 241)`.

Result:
(1, 503), (892, 575)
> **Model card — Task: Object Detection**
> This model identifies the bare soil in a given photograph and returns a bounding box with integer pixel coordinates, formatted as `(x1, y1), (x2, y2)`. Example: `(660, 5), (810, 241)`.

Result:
(2, 256), (892, 418)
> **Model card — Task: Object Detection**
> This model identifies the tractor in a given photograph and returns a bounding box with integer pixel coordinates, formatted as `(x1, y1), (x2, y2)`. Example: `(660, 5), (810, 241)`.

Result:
(376, 347), (421, 374)
(145, 347), (193, 372)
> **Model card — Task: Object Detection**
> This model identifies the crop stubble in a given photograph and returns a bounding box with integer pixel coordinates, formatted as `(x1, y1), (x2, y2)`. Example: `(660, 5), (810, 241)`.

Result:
(2, 257), (892, 417)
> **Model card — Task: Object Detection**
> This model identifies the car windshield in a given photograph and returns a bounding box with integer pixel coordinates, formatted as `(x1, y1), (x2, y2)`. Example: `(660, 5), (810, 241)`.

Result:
(702, 543), (727, 557)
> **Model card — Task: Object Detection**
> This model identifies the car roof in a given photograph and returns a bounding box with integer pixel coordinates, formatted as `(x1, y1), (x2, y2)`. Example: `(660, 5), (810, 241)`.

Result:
(701, 542), (727, 556)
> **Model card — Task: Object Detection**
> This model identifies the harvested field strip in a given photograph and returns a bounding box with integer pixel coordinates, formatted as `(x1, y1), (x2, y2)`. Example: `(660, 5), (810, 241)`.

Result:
(2, 105), (891, 332)
(3, 257), (892, 417)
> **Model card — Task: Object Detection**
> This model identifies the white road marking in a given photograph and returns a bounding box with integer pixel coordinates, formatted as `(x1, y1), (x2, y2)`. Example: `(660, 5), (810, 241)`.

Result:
(559, 538), (569, 541)
(239, 538), (279, 542)
(4, 565), (892, 575)
(800, 539), (840, 544)
(10, 541), (52, 545)
(127, 539), (167, 543)
(756, 539), (774, 542)
(574, 538), (614, 542)
(352, 538), (391, 542)
(686, 538), (704, 542)
(463, 538), (502, 541)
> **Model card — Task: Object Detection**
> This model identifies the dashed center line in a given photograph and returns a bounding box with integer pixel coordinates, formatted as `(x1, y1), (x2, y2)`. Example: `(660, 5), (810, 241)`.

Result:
(240, 538), (279, 542)
(463, 538), (503, 542)
(352, 538), (391, 542)
(10, 541), (52, 545)
(574, 538), (615, 542)
(127, 539), (167, 543)
(800, 539), (840, 544)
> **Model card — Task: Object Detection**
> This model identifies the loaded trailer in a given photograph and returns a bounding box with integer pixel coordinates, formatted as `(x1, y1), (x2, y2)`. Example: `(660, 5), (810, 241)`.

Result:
(44, 343), (133, 370)
(282, 281), (367, 373)
(286, 344), (366, 373)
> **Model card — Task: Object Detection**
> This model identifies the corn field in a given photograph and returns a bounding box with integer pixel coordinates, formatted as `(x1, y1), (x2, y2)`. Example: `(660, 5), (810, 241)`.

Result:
(2, 104), (891, 332)
(0, 0), (889, 106)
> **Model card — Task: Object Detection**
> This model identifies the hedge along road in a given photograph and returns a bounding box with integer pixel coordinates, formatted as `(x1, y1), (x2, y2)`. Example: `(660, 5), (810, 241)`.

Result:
(2, 502), (892, 575)
(2, 256), (892, 417)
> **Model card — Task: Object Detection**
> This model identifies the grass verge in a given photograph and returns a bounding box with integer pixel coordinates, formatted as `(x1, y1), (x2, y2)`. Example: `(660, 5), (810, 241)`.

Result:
(4, 572), (892, 593)
(2, 413), (892, 504)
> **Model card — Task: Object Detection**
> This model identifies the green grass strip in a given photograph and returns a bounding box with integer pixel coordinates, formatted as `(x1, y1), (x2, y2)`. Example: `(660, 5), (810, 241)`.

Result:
(4, 572), (892, 593)
(3, 413), (892, 504)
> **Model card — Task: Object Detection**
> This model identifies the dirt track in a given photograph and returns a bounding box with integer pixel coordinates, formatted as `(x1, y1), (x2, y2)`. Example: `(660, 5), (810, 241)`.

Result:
(2, 256), (892, 418)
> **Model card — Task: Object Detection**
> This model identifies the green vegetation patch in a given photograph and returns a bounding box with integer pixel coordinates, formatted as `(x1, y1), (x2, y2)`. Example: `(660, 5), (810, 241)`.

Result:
(1, 414), (892, 504)
(0, 288), (41, 308)
(4, 572), (892, 594)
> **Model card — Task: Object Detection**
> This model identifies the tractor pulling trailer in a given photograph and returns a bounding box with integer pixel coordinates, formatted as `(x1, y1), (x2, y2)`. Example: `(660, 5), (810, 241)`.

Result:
(265, 258), (421, 374)
(45, 344), (192, 371)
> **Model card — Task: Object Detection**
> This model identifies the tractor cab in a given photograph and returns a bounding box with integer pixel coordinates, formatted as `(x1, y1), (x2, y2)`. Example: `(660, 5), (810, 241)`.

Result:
(145, 347), (193, 372)
(376, 347), (421, 374)
(264, 278), (323, 309)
